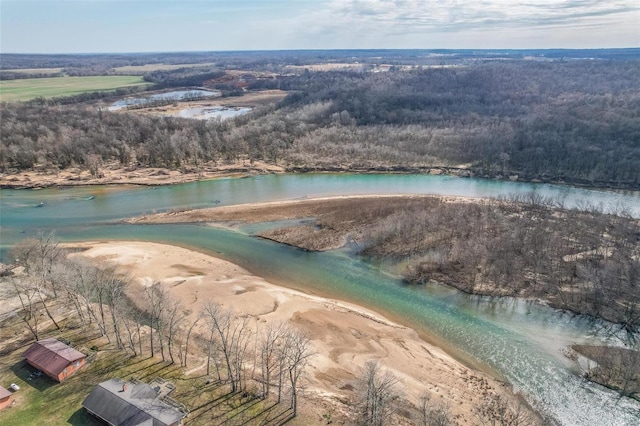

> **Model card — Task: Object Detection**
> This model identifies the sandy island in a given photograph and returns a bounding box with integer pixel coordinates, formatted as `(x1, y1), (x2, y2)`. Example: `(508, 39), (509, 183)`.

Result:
(70, 240), (532, 424)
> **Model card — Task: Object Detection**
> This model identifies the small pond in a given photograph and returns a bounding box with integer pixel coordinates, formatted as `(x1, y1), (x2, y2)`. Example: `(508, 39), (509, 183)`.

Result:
(177, 106), (252, 120)
(108, 90), (220, 110)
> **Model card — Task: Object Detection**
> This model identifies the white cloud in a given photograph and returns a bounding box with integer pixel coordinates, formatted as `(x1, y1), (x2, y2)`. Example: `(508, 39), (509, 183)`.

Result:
(1, 0), (637, 52)
(280, 0), (639, 48)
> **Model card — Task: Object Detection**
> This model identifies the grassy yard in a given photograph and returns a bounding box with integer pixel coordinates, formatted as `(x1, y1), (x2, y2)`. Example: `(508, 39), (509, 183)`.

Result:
(0, 313), (307, 425)
(0, 75), (150, 102)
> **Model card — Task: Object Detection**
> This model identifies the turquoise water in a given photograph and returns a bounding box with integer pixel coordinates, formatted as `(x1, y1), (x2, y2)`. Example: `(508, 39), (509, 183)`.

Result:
(1, 174), (639, 424)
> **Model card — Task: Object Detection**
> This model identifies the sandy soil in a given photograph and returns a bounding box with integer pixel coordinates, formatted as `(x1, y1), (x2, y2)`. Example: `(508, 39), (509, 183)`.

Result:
(0, 160), (284, 189)
(126, 194), (492, 251)
(70, 240), (531, 424)
(127, 194), (487, 224)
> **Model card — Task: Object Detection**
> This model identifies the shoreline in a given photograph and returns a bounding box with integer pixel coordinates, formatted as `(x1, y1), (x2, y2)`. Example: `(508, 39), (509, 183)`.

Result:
(2, 164), (638, 192)
(69, 233), (501, 380)
(0, 160), (285, 189)
(68, 239), (532, 423)
(126, 193), (640, 337)
(125, 193), (493, 225)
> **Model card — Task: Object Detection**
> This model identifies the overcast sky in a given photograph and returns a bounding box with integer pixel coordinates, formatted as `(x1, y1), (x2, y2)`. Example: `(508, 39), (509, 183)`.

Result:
(1, 0), (638, 53)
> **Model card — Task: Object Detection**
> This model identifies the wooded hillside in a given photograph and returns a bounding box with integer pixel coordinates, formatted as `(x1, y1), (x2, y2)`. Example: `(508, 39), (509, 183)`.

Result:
(1, 59), (639, 188)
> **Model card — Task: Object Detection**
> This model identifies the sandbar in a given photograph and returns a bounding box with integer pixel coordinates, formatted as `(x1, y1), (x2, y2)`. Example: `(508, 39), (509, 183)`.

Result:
(72, 240), (530, 423)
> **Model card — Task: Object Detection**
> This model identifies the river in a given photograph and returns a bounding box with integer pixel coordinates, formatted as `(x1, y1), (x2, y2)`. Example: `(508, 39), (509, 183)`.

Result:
(1, 173), (639, 424)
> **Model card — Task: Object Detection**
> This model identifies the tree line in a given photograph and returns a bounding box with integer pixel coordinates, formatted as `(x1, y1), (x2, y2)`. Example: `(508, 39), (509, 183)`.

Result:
(1, 60), (639, 189)
(5, 234), (313, 416)
(143, 68), (226, 89)
(350, 195), (640, 335)
(278, 60), (640, 187)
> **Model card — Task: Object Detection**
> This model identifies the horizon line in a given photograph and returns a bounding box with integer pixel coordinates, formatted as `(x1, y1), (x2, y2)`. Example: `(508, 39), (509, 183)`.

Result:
(2, 47), (640, 56)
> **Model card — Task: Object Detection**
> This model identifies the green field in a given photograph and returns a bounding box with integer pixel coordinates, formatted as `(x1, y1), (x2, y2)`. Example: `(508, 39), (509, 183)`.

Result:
(0, 75), (150, 102)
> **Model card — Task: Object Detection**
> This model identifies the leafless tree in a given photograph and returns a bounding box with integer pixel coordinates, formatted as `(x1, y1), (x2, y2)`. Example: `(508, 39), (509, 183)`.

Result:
(203, 320), (219, 378)
(280, 327), (313, 416)
(258, 321), (286, 400)
(474, 394), (534, 426)
(55, 259), (88, 324)
(355, 360), (401, 426)
(418, 392), (452, 426)
(12, 232), (64, 298)
(144, 283), (168, 360)
(201, 302), (253, 393)
(120, 305), (145, 356)
(101, 266), (128, 349)
(231, 315), (253, 393)
(617, 342), (640, 398)
(11, 276), (41, 340)
(180, 314), (202, 368)
(12, 233), (63, 330)
(164, 299), (187, 364)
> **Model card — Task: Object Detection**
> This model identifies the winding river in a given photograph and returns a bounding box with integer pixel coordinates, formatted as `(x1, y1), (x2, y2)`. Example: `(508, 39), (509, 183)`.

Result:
(1, 174), (639, 424)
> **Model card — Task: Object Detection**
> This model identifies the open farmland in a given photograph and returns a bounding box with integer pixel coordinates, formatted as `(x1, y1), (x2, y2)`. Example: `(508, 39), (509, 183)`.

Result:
(0, 75), (150, 102)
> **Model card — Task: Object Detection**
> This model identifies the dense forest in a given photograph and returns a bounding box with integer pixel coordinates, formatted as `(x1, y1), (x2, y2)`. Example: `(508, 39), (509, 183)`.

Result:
(2, 48), (638, 70)
(1, 58), (640, 188)
(278, 61), (640, 186)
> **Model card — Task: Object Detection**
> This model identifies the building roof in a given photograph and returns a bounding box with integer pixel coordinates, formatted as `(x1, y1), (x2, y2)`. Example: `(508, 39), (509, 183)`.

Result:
(82, 378), (186, 426)
(0, 386), (11, 400)
(23, 338), (85, 375)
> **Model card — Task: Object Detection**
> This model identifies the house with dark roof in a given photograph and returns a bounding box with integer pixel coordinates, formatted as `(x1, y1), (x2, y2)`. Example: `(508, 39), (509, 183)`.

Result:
(82, 378), (187, 426)
(0, 385), (13, 411)
(23, 338), (86, 382)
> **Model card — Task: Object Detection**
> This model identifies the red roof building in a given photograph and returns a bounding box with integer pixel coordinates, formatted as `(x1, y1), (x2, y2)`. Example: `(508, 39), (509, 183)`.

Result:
(23, 338), (86, 382)
(0, 386), (12, 411)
